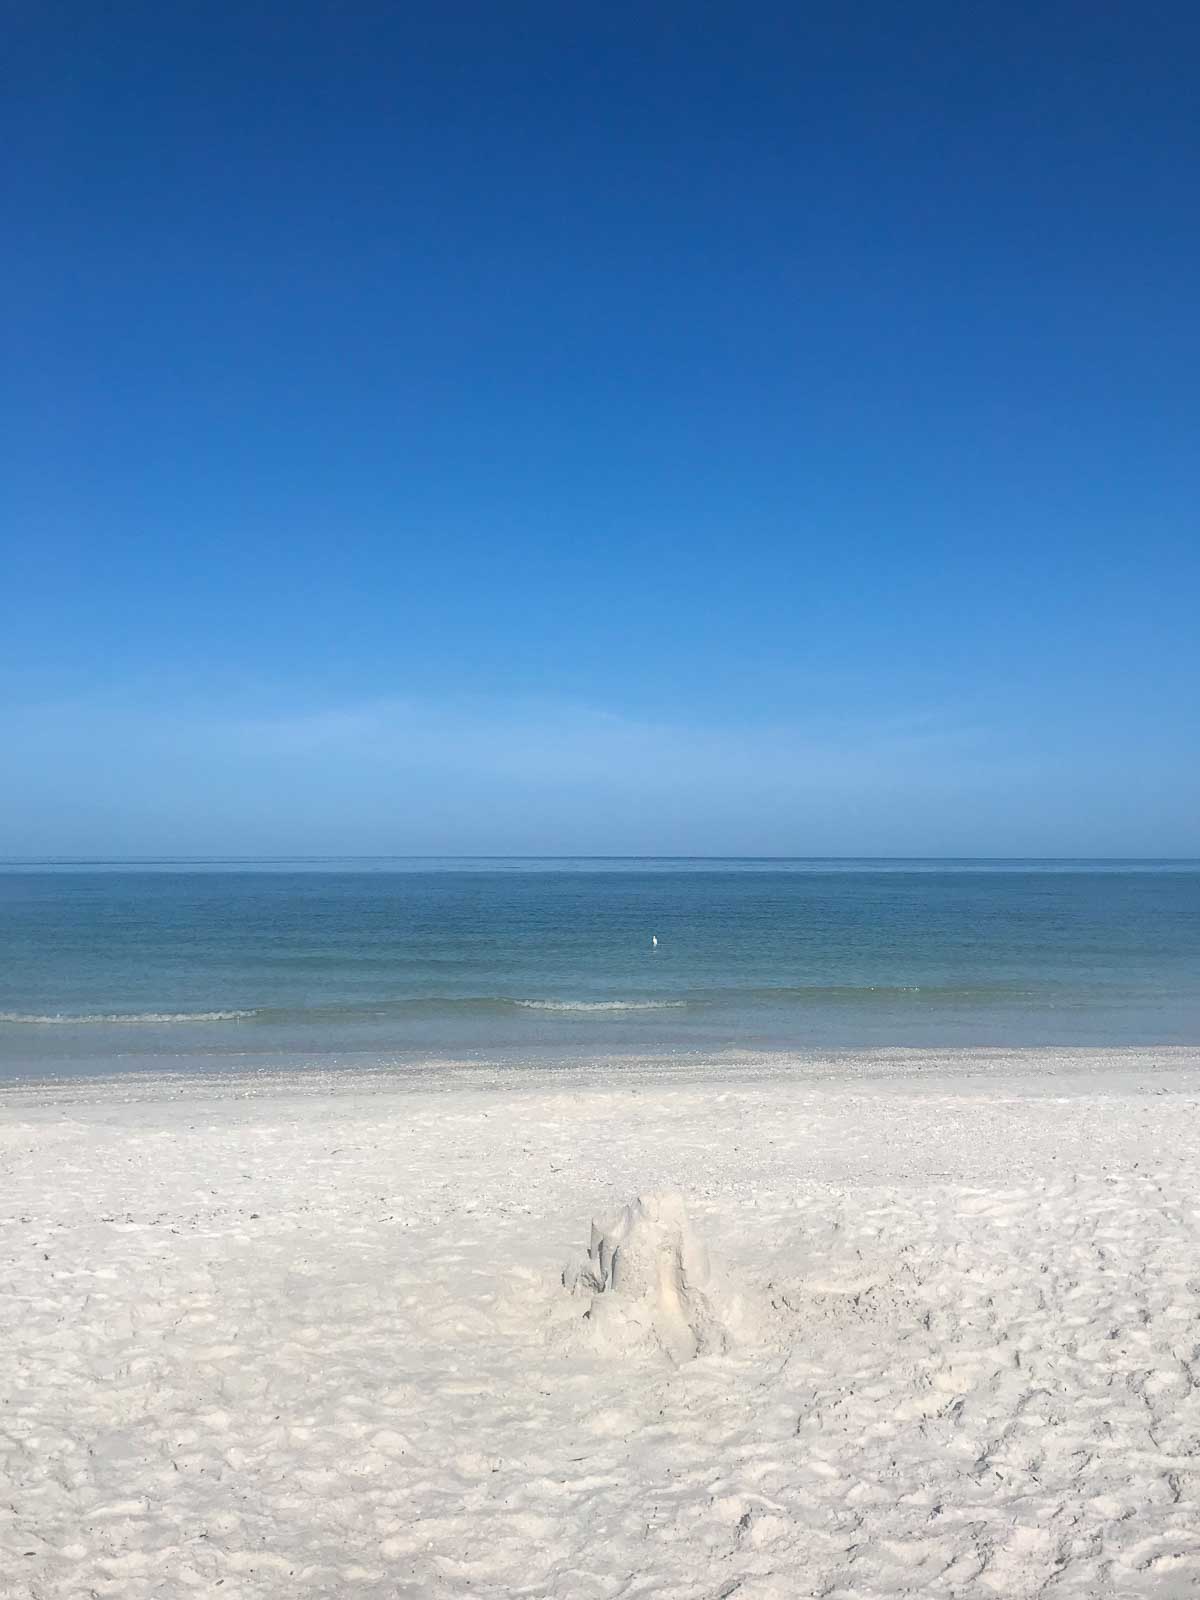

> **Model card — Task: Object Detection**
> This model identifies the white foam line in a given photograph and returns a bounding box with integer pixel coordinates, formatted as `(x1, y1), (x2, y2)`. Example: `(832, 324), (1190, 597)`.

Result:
(513, 999), (687, 1012)
(0, 1010), (255, 1025)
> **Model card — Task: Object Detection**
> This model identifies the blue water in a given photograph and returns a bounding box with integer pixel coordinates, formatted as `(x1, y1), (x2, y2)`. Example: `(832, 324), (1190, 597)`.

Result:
(1, 860), (1199, 1079)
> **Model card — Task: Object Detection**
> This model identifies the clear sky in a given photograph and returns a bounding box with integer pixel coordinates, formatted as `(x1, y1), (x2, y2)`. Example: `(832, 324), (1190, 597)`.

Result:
(5, 2), (1198, 856)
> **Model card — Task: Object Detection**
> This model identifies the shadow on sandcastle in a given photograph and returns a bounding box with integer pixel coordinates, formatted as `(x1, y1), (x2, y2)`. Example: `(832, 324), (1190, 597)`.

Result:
(563, 1192), (738, 1362)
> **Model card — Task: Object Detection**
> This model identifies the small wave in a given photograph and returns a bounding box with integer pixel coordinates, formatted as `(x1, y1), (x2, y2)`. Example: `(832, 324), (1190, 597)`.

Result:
(748, 985), (924, 1001)
(513, 999), (687, 1013)
(745, 983), (1028, 1003)
(0, 1010), (255, 1025)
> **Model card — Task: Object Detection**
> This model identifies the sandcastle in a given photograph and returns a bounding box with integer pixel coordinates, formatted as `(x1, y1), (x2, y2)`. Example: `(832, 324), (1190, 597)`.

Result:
(564, 1191), (735, 1361)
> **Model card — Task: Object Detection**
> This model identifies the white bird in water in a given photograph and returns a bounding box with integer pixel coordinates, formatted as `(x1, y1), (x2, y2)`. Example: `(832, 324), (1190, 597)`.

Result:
(651, 934), (658, 948)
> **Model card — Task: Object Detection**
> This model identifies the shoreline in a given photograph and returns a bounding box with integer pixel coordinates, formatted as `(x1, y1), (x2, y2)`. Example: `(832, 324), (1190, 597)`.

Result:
(2, 1040), (1198, 1107)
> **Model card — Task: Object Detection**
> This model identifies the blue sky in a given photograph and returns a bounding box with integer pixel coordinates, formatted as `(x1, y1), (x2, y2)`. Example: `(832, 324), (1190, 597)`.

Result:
(5, 3), (1198, 855)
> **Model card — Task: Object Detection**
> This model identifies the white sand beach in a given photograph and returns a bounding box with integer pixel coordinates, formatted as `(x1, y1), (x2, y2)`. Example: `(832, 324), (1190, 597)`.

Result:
(3, 1047), (1200, 1599)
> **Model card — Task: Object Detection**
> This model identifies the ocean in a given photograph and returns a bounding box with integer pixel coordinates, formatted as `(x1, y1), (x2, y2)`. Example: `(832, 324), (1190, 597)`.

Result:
(2, 859), (1198, 1080)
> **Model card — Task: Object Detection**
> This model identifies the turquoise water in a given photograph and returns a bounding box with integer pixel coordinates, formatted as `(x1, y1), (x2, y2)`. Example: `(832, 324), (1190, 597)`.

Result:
(1, 860), (1199, 1078)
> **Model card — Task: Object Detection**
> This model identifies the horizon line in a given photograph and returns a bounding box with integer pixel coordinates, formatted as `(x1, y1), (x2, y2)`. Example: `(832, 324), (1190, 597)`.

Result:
(3, 855), (1199, 866)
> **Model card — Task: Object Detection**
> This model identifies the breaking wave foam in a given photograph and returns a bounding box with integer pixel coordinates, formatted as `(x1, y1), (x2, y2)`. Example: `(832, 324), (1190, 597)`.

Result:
(513, 999), (687, 1012)
(0, 1010), (255, 1025)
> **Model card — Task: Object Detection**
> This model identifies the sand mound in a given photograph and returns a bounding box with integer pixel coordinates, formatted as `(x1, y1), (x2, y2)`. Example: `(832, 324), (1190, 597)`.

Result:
(564, 1191), (743, 1361)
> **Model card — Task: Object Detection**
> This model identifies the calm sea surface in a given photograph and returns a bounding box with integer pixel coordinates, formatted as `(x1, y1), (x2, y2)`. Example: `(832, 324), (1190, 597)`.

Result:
(2, 860), (1198, 1079)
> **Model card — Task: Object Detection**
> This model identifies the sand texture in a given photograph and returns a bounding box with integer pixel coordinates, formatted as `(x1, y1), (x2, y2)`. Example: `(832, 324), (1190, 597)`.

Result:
(2, 1047), (1199, 1598)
